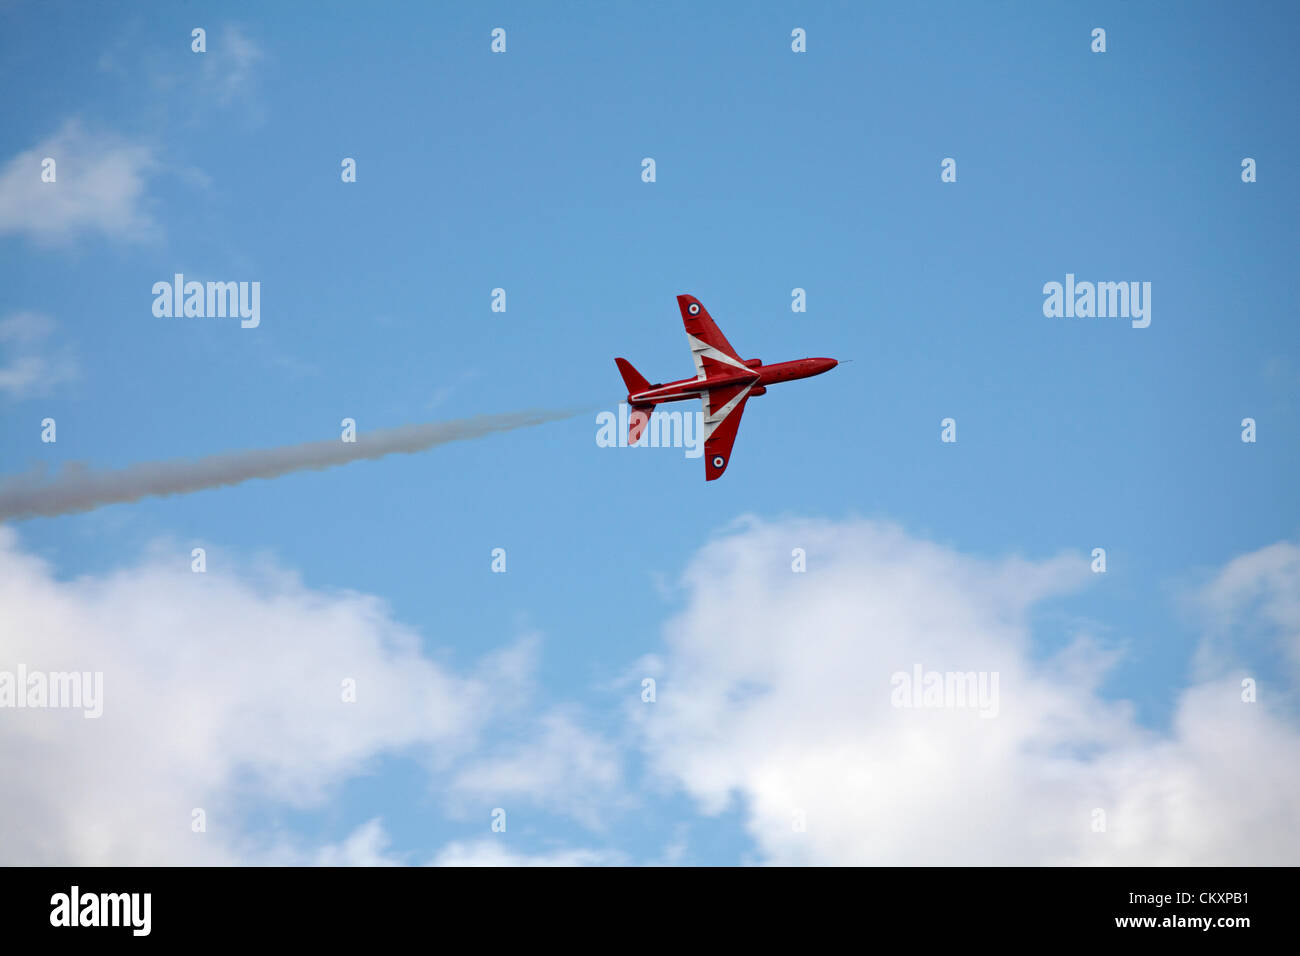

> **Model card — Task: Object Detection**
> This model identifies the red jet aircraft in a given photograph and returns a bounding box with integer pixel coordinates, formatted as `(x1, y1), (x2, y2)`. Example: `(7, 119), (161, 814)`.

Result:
(615, 294), (837, 480)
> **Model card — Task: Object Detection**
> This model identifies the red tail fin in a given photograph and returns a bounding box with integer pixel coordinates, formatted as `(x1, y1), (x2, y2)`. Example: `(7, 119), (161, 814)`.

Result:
(615, 357), (651, 396)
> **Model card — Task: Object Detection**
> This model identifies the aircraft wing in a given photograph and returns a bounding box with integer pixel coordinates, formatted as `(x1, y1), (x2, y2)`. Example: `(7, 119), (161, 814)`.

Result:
(702, 382), (754, 481)
(677, 294), (753, 380)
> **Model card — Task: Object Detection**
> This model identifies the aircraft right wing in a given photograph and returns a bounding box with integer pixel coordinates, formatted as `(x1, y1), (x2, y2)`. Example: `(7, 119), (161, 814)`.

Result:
(701, 381), (753, 481)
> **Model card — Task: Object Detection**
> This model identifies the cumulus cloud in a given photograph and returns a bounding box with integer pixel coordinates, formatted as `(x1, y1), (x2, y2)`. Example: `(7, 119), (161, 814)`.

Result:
(635, 517), (1300, 865)
(0, 312), (78, 398)
(0, 119), (159, 245)
(0, 528), (515, 865)
(4, 515), (1296, 867)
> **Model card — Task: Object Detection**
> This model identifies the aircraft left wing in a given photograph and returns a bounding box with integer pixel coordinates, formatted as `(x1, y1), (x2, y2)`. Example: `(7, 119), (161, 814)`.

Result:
(677, 294), (753, 381)
(702, 382), (753, 481)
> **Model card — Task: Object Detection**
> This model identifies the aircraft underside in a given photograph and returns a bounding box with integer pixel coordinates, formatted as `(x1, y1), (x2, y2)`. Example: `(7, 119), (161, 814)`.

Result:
(615, 295), (836, 480)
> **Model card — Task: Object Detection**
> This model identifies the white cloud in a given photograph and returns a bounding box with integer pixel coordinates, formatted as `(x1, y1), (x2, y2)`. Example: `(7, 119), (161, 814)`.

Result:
(636, 517), (1300, 865)
(0, 119), (159, 245)
(311, 820), (621, 867)
(431, 839), (619, 867)
(450, 709), (624, 829)
(0, 530), (511, 865)
(202, 25), (264, 111)
(0, 312), (56, 344)
(5, 515), (1296, 867)
(310, 818), (404, 867)
(96, 23), (265, 124)
(0, 312), (78, 398)
(1197, 541), (1300, 677)
(259, 817), (619, 867)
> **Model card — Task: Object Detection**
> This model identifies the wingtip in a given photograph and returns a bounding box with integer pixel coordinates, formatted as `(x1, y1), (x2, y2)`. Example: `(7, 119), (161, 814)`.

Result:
(677, 294), (708, 320)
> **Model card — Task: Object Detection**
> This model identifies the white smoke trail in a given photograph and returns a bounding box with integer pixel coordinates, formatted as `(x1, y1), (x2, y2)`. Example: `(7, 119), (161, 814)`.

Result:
(0, 408), (581, 521)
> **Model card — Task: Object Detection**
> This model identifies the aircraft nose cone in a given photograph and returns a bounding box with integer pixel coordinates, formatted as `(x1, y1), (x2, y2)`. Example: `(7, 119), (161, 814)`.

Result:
(816, 358), (838, 374)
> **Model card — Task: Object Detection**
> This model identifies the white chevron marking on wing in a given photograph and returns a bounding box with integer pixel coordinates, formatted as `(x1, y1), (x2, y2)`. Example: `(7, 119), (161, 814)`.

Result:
(702, 384), (753, 440)
(687, 333), (751, 380)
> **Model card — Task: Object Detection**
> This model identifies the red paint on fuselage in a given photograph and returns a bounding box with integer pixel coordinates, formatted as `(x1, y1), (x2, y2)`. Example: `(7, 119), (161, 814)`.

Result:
(626, 357), (837, 406)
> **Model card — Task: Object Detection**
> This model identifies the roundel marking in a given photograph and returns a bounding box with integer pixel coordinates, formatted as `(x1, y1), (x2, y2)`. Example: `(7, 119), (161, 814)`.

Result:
(712, 455), (725, 468)
(688, 303), (700, 315)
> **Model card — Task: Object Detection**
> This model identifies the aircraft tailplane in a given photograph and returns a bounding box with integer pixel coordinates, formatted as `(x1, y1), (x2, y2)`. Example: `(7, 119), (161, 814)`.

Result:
(628, 404), (654, 444)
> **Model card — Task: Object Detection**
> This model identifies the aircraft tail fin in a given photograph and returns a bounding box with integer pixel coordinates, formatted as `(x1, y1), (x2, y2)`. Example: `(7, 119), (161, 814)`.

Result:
(615, 357), (651, 396)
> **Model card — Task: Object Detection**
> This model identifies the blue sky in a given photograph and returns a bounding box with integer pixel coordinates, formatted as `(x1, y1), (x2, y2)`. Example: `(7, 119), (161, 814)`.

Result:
(1, 1), (1298, 865)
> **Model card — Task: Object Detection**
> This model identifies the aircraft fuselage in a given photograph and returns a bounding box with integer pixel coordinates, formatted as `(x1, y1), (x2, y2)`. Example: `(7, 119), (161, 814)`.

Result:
(626, 357), (837, 406)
